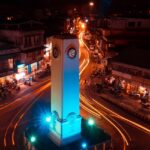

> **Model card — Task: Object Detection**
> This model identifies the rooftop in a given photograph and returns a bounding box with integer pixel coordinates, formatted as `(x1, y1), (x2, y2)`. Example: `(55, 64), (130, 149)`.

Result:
(0, 20), (44, 31)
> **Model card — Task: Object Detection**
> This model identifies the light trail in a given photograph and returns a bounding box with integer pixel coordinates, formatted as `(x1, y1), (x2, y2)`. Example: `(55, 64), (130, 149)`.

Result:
(80, 59), (86, 71)
(9, 58), (86, 147)
(4, 98), (30, 148)
(79, 34), (90, 76)
(92, 98), (150, 134)
(4, 83), (50, 148)
(3, 42), (86, 148)
(10, 47), (87, 146)
(79, 30), (150, 144)
(83, 32), (150, 135)
(81, 94), (129, 148)
(79, 32), (129, 150)
(2, 38), (87, 149)
(0, 78), (50, 111)
(108, 116), (131, 142)
(3, 31), (147, 150)
(80, 59), (90, 76)
(0, 103), (8, 107)
(11, 83), (50, 146)
(81, 103), (101, 118)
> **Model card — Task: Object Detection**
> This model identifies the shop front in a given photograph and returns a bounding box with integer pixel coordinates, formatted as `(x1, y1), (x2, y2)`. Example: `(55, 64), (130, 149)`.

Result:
(0, 73), (15, 86)
(138, 86), (147, 97)
(31, 62), (38, 73)
(15, 64), (27, 81)
(113, 76), (149, 100)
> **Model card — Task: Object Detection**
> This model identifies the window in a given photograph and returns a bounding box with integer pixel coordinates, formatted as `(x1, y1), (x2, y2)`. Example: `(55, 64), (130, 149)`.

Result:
(8, 59), (13, 69)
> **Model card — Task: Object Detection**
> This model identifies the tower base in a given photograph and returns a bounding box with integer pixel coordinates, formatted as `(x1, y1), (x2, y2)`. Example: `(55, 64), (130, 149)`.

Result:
(50, 131), (81, 146)
(49, 113), (82, 146)
(24, 118), (112, 150)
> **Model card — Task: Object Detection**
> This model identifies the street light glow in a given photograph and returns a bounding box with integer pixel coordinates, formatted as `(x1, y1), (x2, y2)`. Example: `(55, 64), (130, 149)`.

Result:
(46, 116), (51, 122)
(81, 142), (87, 149)
(81, 23), (85, 29)
(89, 1), (94, 7)
(30, 136), (36, 143)
(85, 19), (88, 23)
(88, 118), (95, 126)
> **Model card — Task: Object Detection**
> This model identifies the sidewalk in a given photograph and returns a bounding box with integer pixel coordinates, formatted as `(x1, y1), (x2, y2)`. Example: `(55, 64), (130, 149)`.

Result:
(0, 84), (29, 104)
(86, 83), (150, 122)
(0, 73), (50, 105)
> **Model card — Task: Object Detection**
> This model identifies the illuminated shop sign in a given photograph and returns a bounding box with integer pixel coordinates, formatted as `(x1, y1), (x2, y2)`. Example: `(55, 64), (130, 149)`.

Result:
(17, 64), (25, 69)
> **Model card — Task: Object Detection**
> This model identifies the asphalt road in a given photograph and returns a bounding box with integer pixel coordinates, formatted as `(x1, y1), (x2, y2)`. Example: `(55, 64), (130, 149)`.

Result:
(0, 41), (87, 150)
(0, 33), (149, 150)
(79, 35), (150, 150)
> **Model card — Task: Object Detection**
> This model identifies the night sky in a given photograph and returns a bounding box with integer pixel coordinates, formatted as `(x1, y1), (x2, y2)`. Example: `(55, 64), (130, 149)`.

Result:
(0, 0), (149, 16)
(0, 0), (149, 8)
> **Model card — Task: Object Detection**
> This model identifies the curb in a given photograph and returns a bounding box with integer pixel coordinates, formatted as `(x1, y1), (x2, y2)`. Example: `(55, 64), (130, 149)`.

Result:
(100, 94), (150, 123)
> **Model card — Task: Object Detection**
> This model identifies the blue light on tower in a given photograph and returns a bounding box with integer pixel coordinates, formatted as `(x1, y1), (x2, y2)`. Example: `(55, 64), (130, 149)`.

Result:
(46, 116), (51, 123)
(40, 113), (51, 125)
(30, 136), (36, 143)
(81, 142), (87, 149)
(87, 118), (95, 126)
(50, 35), (81, 145)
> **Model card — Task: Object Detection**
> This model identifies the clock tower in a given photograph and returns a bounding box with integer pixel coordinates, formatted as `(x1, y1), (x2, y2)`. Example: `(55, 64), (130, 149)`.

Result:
(50, 34), (81, 145)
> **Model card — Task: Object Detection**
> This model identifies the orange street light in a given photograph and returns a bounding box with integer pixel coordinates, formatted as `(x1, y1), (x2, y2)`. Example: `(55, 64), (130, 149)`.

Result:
(89, 1), (94, 7)
(81, 23), (85, 29)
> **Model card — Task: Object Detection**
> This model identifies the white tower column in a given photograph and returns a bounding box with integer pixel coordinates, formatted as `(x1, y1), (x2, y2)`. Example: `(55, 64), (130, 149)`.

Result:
(50, 35), (81, 145)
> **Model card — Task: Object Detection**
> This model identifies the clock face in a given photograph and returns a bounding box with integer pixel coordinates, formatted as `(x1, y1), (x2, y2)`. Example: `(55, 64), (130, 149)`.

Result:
(67, 48), (77, 59)
(52, 47), (59, 58)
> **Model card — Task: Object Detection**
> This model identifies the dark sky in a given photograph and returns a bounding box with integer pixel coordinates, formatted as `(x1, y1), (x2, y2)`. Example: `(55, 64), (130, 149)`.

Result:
(0, 0), (149, 7)
(0, 0), (86, 6)
(0, 0), (149, 16)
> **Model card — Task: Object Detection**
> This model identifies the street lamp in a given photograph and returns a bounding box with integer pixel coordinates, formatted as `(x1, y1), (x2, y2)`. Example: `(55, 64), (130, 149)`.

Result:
(85, 18), (89, 23)
(81, 23), (85, 30)
(87, 118), (95, 126)
(45, 116), (51, 123)
(30, 136), (36, 143)
(81, 142), (88, 149)
(89, 1), (94, 7)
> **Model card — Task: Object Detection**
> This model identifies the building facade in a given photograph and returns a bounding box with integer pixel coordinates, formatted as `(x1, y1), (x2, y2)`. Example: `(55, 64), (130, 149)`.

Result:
(96, 17), (150, 52)
(109, 60), (150, 101)
(0, 20), (47, 84)
(0, 42), (20, 84)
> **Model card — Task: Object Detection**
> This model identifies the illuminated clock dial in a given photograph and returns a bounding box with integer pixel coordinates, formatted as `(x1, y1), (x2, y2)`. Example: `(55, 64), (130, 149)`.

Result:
(53, 47), (59, 58)
(67, 48), (77, 59)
